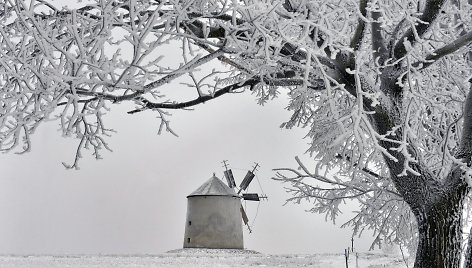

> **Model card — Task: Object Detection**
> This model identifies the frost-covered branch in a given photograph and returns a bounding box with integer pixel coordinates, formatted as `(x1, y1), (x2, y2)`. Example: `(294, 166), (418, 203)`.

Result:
(273, 156), (412, 251)
(371, 4), (388, 65)
(393, 0), (448, 59)
(349, 0), (369, 51)
(413, 31), (472, 69)
(458, 84), (472, 163)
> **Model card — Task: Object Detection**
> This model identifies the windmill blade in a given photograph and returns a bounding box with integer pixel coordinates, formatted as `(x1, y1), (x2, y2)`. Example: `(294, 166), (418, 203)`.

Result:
(238, 163), (260, 194)
(224, 169), (236, 188)
(240, 205), (252, 233)
(238, 170), (255, 194)
(242, 193), (260, 201)
(240, 205), (249, 225)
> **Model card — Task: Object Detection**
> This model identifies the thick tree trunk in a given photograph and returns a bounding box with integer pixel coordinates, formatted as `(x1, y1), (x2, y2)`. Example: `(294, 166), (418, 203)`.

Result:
(412, 186), (467, 268)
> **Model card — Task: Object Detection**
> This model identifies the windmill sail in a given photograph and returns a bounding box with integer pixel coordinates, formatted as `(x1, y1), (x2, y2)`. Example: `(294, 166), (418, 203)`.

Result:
(238, 170), (255, 193)
(240, 205), (252, 233)
(242, 193), (260, 201)
(224, 169), (236, 188)
(220, 161), (263, 234)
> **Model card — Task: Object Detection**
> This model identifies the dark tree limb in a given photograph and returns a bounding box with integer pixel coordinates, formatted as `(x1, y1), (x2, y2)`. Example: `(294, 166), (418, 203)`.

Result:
(387, 18), (407, 59)
(349, 0), (368, 51)
(334, 154), (385, 180)
(126, 73), (314, 114)
(457, 83), (472, 163)
(127, 78), (259, 113)
(371, 8), (388, 65)
(393, 0), (447, 60)
(413, 31), (472, 69)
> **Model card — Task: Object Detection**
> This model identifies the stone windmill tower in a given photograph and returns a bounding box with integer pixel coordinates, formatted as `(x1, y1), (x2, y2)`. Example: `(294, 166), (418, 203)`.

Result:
(183, 174), (244, 249)
(183, 162), (265, 249)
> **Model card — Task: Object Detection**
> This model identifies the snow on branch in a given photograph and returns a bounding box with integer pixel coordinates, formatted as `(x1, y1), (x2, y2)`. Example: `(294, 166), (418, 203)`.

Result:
(392, 0), (448, 60)
(273, 156), (414, 251)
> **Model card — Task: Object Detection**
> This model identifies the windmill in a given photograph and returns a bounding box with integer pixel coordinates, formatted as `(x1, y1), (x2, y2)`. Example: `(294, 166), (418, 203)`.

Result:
(182, 161), (267, 249)
(222, 160), (267, 233)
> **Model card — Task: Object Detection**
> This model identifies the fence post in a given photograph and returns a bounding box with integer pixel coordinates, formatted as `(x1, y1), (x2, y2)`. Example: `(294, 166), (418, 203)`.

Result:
(345, 248), (349, 268)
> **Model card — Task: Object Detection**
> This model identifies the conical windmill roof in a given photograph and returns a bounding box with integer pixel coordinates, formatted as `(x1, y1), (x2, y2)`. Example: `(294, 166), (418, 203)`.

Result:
(187, 175), (239, 198)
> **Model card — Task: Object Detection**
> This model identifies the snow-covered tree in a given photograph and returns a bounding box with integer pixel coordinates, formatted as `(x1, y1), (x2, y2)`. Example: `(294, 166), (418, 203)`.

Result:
(1, 0), (472, 267)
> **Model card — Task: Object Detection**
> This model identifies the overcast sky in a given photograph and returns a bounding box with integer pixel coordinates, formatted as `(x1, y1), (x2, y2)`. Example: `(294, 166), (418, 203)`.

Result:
(0, 0), (377, 256)
(0, 92), (378, 255)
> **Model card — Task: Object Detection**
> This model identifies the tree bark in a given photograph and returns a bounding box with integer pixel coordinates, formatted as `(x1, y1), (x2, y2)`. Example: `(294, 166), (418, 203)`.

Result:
(412, 185), (467, 268)
(372, 80), (472, 267)
(464, 224), (472, 268)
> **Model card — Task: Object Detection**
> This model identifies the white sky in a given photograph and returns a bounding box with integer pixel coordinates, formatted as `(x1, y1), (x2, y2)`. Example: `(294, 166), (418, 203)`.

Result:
(0, 92), (376, 255)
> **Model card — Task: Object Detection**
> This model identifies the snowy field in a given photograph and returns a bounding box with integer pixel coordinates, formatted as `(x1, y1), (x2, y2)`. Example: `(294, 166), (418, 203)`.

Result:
(0, 249), (406, 268)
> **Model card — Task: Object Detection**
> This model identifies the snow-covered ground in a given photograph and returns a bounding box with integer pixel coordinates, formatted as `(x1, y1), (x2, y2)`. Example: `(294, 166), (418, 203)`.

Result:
(0, 249), (406, 267)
